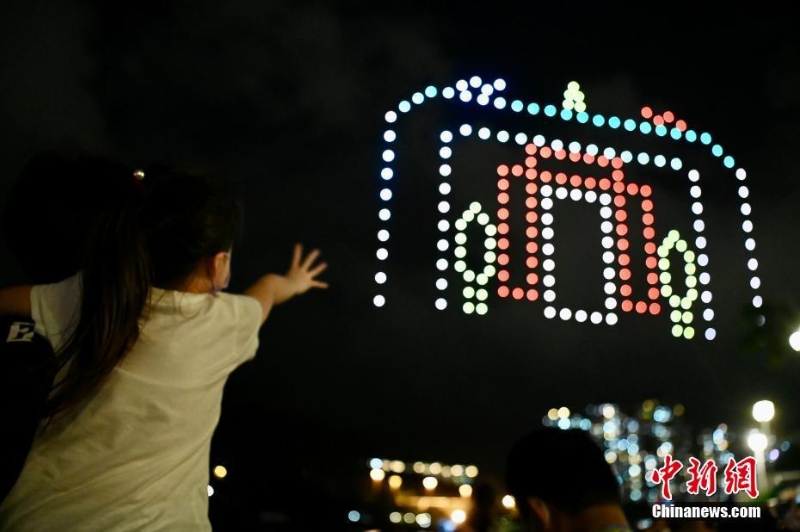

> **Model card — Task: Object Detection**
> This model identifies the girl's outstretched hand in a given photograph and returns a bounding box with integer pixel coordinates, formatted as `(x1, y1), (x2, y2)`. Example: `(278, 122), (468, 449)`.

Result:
(286, 243), (328, 296)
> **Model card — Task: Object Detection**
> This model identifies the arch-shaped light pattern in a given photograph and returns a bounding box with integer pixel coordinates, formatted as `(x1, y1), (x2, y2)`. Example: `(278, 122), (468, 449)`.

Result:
(374, 76), (760, 340)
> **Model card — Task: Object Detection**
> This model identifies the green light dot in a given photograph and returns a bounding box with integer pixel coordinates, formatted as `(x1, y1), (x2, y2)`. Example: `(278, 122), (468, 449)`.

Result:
(455, 246), (467, 258)
(682, 311), (693, 324)
(463, 211), (475, 222)
(485, 265), (497, 277)
(476, 303), (488, 315)
(455, 261), (466, 272)
(470, 201), (481, 213)
(463, 302), (475, 314)
(484, 238), (497, 250)
(463, 286), (475, 298)
(661, 285), (673, 297)
(672, 324), (684, 337)
(660, 272), (672, 285)
(670, 310), (682, 323)
(477, 213), (490, 225)
(657, 246), (669, 258)
(676, 240), (688, 252)
(684, 263), (696, 275)
(686, 276), (697, 288)
(476, 274), (488, 286)
(687, 289), (698, 301)
(683, 327), (695, 340)
(658, 258), (671, 270)
(484, 251), (496, 264)
(463, 270), (476, 283)
(669, 295), (681, 308)
(476, 289), (489, 301)
(668, 230), (680, 242)
(455, 233), (467, 245)
(485, 225), (497, 237)
(455, 219), (467, 231)
(680, 297), (692, 310)
(684, 250), (695, 262)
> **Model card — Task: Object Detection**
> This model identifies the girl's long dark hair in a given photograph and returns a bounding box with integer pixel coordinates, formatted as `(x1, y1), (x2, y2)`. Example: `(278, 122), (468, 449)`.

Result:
(43, 162), (243, 419)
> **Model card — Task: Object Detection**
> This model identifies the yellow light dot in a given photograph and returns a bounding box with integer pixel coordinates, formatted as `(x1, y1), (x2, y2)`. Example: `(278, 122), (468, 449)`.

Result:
(502, 495), (516, 508)
(451, 509), (467, 524)
(370, 469), (385, 481)
(389, 475), (403, 489)
(422, 476), (438, 490)
(213, 465), (228, 479)
(459, 484), (473, 497)
(465, 465), (479, 478)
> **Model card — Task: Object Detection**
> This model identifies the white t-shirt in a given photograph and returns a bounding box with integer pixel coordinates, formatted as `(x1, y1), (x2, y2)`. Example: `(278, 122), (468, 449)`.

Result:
(0, 273), (263, 531)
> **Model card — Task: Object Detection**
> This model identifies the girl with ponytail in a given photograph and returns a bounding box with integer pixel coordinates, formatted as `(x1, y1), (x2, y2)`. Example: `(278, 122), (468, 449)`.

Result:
(0, 160), (328, 531)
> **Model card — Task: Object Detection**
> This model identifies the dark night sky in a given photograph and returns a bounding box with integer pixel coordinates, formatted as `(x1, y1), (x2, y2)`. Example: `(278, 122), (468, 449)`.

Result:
(2, 1), (800, 484)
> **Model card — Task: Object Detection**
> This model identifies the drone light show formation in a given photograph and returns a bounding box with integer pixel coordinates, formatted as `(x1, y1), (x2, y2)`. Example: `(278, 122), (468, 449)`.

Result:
(373, 77), (761, 341)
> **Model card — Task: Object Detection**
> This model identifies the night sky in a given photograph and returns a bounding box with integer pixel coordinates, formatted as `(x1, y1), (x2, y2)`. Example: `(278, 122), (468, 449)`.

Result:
(2, 2), (800, 488)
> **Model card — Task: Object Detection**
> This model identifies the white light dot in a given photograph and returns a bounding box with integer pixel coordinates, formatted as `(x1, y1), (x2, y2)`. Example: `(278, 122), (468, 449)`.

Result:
(435, 298), (447, 310)
(379, 209), (391, 221)
(385, 111), (397, 123)
(559, 308), (572, 320)
(375, 272), (387, 284)
(384, 130), (396, 142)
(377, 248), (388, 260)
(380, 188), (392, 201)
(373, 295), (385, 307)
(436, 258), (448, 271)
(378, 229), (389, 242)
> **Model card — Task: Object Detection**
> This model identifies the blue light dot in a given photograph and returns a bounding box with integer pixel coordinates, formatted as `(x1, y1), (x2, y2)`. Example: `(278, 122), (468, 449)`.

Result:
(560, 109), (573, 121)
(527, 103), (540, 115)
(398, 101), (411, 113)
(711, 144), (723, 157)
(670, 158), (682, 170)
(670, 128), (682, 140)
(442, 87), (455, 99)
(608, 116), (621, 129)
(685, 130), (697, 142)
(425, 86), (437, 98)
(348, 511), (361, 522)
(637, 152), (650, 165)
(544, 105), (557, 117)
(639, 122), (652, 134)
(700, 132), (712, 145)
(576, 111), (589, 123)
(411, 92), (424, 104)
(624, 119), (636, 131)
(511, 100), (524, 112)
(723, 155), (735, 168)
(592, 114), (605, 127)
(655, 125), (667, 137)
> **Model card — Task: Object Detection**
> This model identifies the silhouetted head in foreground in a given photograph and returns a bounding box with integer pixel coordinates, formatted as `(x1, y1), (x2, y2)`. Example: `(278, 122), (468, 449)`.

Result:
(505, 426), (630, 532)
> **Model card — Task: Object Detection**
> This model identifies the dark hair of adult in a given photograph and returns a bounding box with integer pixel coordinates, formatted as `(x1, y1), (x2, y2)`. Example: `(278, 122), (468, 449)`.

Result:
(41, 161), (243, 419)
(505, 427), (623, 518)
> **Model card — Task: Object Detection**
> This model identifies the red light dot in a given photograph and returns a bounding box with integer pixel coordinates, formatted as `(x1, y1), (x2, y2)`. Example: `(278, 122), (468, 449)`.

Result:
(649, 302), (661, 314)
(611, 158), (623, 169)
(526, 273), (539, 285)
(498, 178), (510, 191)
(648, 287), (660, 300)
(663, 111), (675, 123)
(612, 170), (624, 182)
(525, 143), (537, 155)
(653, 115), (664, 126)
(617, 239), (629, 251)
(498, 223), (509, 234)
(512, 165), (523, 177)
(620, 268), (631, 281)
(621, 285), (632, 297)
(497, 165), (509, 177)
(583, 153), (595, 165)
(526, 182), (538, 194)
(597, 155), (609, 167)
(641, 106), (653, 119)
(498, 285), (510, 298)
(614, 195), (626, 207)
(526, 226), (537, 238)
(618, 254), (630, 266)
(555, 149), (567, 160)
(526, 256), (538, 268)
(584, 177), (596, 189)
(512, 288), (524, 300)
(616, 224), (628, 236)
(599, 178), (611, 190)
(498, 192), (510, 204)
(644, 242), (656, 254)
(640, 185), (652, 197)
(498, 238), (510, 250)
(622, 300), (634, 312)
(540, 146), (552, 158)
(569, 151), (581, 162)
(498, 254), (509, 265)
(642, 199), (653, 212)
(642, 213), (654, 225)
(556, 172), (567, 185)
(647, 272), (659, 284)
(526, 289), (539, 301)
(498, 270), (510, 282)
(525, 156), (537, 168)
(635, 301), (647, 314)
(526, 211), (538, 223)
(643, 227), (655, 239)
(526, 169), (538, 180)
(525, 197), (537, 209)
(615, 210), (627, 222)
(676, 120), (687, 132)
(626, 183), (639, 195)
(540, 171), (552, 183)
(646, 258), (658, 270)
(526, 241), (538, 253)
(498, 208), (510, 219)
(570, 175), (582, 187)
(613, 182), (625, 193)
